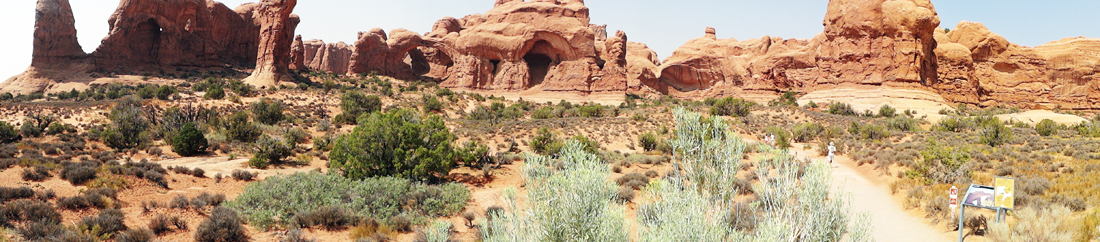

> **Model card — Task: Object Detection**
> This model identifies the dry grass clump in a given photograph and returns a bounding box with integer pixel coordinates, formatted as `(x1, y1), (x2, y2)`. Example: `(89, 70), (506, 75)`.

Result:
(989, 206), (1078, 242)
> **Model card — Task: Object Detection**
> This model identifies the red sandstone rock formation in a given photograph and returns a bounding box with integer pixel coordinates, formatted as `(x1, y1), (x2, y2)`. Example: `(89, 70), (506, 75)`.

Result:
(316, 42), (353, 75)
(0, 0), (89, 94)
(289, 35), (306, 71)
(93, 0), (260, 71)
(935, 22), (1100, 109)
(302, 39), (324, 69)
(32, 0), (84, 66)
(243, 0), (299, 88)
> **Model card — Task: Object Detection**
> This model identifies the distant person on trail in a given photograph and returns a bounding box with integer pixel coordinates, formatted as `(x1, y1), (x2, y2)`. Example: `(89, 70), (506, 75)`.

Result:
(828, 142), (837, 164)
(769, 133), (776, 147)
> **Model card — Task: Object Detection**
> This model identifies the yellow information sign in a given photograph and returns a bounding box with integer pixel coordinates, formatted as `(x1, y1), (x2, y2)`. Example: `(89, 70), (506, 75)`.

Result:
(994, 177), (1015, 209)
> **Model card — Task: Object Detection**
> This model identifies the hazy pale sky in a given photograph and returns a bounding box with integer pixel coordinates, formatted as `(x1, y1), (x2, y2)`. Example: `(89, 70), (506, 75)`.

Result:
(2, 0), (1098, 81)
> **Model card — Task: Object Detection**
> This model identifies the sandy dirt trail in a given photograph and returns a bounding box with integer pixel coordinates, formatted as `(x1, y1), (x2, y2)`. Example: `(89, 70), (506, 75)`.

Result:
(818, 154), (954, 242)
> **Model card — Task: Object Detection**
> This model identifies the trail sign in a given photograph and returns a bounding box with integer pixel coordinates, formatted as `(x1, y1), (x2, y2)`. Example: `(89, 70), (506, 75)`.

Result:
(949, 186), (958, 209)
(962, 184), (996, 209)
(994, 177), (1015, 210)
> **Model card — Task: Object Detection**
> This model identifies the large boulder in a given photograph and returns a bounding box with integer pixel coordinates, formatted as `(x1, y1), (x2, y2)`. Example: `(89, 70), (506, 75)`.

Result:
(242, 0), (299, 88)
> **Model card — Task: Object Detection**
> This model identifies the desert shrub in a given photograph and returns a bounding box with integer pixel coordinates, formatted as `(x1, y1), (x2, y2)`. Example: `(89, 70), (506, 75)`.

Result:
(885, 116), (922, 132)
(0, 121), (20, 143)
(456, 141), (491, 168)
(909, 140), (971, 185)
(285, 128), (310, 145)
(708, 97), (754, 117)
(292, 206), (353, 230)
(225, 111), (261, 143)
(61, 161), (99, 185)
(414, 220), (454, 242)
(78, 208), (127, 238)
(529, 127), (563, 155)
(645, 170), (659, 178)
(17, 221), (69, 241)
(204, 84), (226, 100)
(979, 117), (1013, 147)
(1035, 119), (1060, 136)
(0, 186), (35, 202)
(21, 165), (51, 182)
(195, 206), (250, 242)
(727, 201), (760, 232)
(422, 95), (444, 113)
(329, 108), (457, 180)
(616, 172), (650, 190)
(480, 140), (626, 241)
(1, 199), (61, 224)
(878, 104), (897, 118)
(20, 114), (56, 138)
(638, 132), (659, 151)
(169, 194), (190, 209)
(115, 228), (154, 242)
(849, 122), (890, 141)
(103, 97), (152, 149)
(231, 170), (254, 181)
(156, 85), (176, 100)
(616, 186), (635, 203)
(172, 122), (209, 156)
(790, 122), (824, 142)
(227, 172), (469, 229)
(250, 98), (286, 125)
(768, 91), (799, 107)
(827, 102), (856, 116)
(532, 106), (555, 119)
(248, 135), (292, 169)
(282, 227), (315, 242)
(191, 192), (226, 209)
(764, 126), (791, 148)
(578, 103), (605, 118)
(989, 206), (1078, 242)
(149, 214), (186, 235)
(339, 91), (382, 125)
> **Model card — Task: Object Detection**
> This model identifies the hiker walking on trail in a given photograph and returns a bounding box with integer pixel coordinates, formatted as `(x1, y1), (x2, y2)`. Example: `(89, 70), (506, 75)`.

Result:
(828, 142), (837, 164)
(769, 133), (776, 147)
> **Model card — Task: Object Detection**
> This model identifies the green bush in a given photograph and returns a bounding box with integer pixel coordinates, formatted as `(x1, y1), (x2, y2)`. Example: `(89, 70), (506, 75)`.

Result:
(172, 122), (208, 156)
(709, 97), (754, 117)
(529, 127), (563, 155)
(435, 88), (454, 97)
(849, 122), (890, 141)
(989, 206), (1077, 242)
(578, 103), (605, 118)
(250, 98), (286, 125)
(195, 206), (249, 242)
(827, 102), (857, 116)
(78, 208), (128, 238)
(225, 111), (261, 143)
(456, 141), (490, 168)
(1035, 119), (1060, 136)
(227, 172), (469, 229)
(138, 85), (157, 99)
(979, 117), (1013, 147)
(422, 94), (444, 113)
(103, 97), (151, 149)
(885, 116), (922, 132)
(0, 121), (20, 143)
(204, 84), (225, 100)
(769, 91), (799, 107)
(790, 122), (824, 143)
(878, 104), (897, 118)
(532, 106), (555, 119)
(329, 108), (456, 181)
(249, 135), (292, 169)
(156, 85), (176, 100)
(339, 91), (382, 125)
(638, 132), (659, 151)
(19, 114), (56, 138)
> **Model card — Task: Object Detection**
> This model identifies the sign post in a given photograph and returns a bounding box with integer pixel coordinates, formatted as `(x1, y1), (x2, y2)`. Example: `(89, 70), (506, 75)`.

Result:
(958, 184), (997, 242)
(994, 177), (1015, 223)
(949, 186), (958, 212)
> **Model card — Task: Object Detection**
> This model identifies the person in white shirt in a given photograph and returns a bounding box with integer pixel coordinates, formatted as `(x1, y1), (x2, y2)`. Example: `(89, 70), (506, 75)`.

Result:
(827, 142), (837, 164)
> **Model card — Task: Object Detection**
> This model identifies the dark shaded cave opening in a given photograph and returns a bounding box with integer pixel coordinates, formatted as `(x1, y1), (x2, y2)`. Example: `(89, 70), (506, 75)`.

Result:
(524, 53), (552, 86)
(134, 19), (162, 64)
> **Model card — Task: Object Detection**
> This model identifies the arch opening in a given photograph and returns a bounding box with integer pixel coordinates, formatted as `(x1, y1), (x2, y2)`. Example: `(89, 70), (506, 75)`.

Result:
(133, 19), (162, 64)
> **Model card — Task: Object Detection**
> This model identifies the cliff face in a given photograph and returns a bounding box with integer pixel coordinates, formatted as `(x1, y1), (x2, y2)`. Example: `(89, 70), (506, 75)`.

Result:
(8, 0), (1100, 110)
